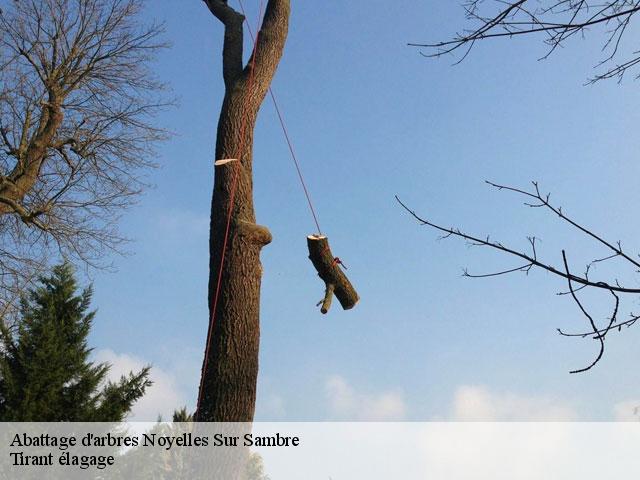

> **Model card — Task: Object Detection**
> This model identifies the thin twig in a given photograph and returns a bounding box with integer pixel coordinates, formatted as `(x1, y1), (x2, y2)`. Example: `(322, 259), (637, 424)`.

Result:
(561, 251), (605, 373)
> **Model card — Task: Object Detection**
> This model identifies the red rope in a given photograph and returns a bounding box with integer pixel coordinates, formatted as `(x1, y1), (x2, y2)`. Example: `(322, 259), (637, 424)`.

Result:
(197, 0), (325, 418)
(269, 89), (322, 234)
(196, 2), (264, 420)
(238, 0), (322, 235)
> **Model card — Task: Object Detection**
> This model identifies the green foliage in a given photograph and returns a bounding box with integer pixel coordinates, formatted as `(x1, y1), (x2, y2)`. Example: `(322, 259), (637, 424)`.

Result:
(172, 407), (194, 422)
(246, 452), (270, 480)
(0, 263), (152, 421)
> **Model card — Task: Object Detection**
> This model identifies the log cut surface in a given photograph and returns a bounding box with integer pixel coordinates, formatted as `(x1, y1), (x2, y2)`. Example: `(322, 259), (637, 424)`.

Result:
(307, 235), (359, 314)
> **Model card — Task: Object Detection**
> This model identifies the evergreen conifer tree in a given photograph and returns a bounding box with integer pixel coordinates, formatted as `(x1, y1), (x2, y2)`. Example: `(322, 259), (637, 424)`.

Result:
(0, 263), (151, 421)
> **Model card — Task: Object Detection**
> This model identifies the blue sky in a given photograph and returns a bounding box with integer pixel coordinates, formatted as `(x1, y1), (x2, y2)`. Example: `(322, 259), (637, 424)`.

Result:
(86, 0), (640, 421)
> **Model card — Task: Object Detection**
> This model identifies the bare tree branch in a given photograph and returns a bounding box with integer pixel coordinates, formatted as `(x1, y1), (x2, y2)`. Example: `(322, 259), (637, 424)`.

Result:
(395, 193), (640, 294)
(558, 312), (639, 337)
(562, 250), (611, 373)
(396, 179), (640, 372)
(203, 0), (244, 88)
(0, 0), (171, 319)
(413, 1), (640, 83)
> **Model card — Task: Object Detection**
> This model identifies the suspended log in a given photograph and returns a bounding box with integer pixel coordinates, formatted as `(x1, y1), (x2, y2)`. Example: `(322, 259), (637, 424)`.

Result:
(307, 235), (359, 314)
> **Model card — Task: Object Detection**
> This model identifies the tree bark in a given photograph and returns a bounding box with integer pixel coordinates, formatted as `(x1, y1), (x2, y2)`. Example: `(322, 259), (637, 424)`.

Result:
(307, 235), (359, 313)
(0, 96), (64, 218)
(198, 0), (290, 423)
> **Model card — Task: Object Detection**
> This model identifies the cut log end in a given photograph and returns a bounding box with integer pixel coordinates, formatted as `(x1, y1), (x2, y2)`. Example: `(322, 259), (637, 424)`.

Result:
(307, 235), (359, 314)
(214, 158), (239, 166)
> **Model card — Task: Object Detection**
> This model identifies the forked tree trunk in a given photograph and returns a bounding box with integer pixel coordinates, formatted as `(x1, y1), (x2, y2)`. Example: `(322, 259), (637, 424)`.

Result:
(198, 0), (290, 423)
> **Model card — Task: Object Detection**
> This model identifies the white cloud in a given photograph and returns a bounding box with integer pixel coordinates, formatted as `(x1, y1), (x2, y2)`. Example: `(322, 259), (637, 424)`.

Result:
(94, 349), (188, 421)
(325, 375), (406, 421)
(613, 400), (640, 421)
(449, 385), (576, 421)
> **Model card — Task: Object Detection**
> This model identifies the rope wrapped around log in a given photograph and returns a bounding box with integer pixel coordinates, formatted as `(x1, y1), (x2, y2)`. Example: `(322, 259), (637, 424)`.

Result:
(307, 235), (359, 314)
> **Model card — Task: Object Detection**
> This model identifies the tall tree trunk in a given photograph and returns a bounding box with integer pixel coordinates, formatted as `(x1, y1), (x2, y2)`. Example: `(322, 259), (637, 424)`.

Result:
(198, 0), (290, 423)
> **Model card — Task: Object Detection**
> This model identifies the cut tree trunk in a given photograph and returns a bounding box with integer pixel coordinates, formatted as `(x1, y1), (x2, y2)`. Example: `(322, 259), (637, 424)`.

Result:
(198, 0), (290, 424)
